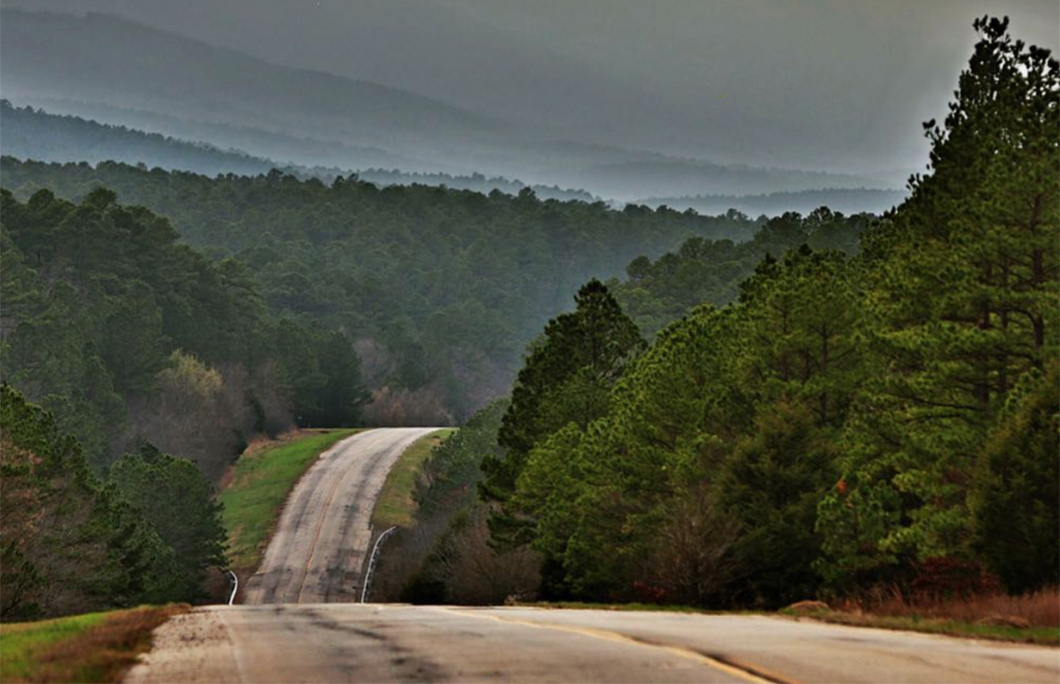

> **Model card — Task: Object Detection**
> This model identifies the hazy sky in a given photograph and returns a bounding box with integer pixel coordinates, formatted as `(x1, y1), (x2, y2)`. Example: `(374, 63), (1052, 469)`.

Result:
(5, 0), (1058, 178)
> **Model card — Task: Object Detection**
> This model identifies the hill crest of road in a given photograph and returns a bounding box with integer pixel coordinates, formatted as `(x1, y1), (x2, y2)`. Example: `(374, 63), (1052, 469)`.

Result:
(242, 427), (441, 604)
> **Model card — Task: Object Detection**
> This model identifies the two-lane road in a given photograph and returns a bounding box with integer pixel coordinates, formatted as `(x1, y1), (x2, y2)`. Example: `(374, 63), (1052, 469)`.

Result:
(127, 604), (1059, 683)
(242, 427), (441, 604)
(126, 427), (1059, 682)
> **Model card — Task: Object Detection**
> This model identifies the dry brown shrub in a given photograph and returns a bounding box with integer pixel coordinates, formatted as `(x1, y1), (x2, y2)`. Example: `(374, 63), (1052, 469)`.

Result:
(837, 586), (1060, 628)
(362, 385), (452, 427)
(20, 605), (188, 684)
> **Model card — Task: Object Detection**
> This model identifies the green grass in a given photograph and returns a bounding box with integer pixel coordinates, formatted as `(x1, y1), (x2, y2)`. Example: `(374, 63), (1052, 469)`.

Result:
(1, 612), (108, 682)
(220, 429), (359, 573)
(0, 606), (185, 683)
(371, 429), (455, 529)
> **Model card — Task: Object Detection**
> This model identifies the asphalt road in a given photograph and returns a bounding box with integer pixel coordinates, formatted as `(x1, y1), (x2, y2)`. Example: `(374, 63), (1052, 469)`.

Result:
(126, 604), (1059, 683)
(241, 428), (441, 604)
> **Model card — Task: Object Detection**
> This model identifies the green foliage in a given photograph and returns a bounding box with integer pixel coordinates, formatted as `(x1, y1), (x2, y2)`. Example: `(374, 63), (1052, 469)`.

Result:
(415, 400), (508, 517)
(481, 280), (644, 547)
(718, 402), (837, 606)
(108, 446), (228, 602)
(0, 386), (179, 620)
(0, 189), (367, 475)
(481, 18), (1057, 606)
(971, 361), (1060, 593)
(816, 17), (1059, 586)
(610, 209), (869, 337)
(0, 158), (753, 420)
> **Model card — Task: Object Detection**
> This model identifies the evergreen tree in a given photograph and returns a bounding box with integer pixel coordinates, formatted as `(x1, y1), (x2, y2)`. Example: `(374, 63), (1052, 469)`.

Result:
(109, 445), (228, 602)
(817, 17), (1058, 585)
(481, 279), (643, 546)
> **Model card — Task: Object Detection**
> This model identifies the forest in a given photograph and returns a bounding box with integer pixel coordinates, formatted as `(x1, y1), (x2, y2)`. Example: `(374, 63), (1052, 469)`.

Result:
(1, 157), (853, 424)
(0, 16), (1055, 620)
(0, 187), (368, 478)
(396, 18), (1059, 608)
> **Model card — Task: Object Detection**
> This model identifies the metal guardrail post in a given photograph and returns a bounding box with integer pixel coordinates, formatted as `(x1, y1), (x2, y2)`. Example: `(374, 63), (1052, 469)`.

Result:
(227, 570), (238, 605)
(360, 526), (397, 604)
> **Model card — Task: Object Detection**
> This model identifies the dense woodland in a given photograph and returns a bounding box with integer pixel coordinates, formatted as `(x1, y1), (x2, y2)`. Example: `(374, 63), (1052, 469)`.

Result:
(0, 188), (368, 477)
(1, 386), (227, 619)
(400, 19), (1059, 607)
(0, 157), (781, 424)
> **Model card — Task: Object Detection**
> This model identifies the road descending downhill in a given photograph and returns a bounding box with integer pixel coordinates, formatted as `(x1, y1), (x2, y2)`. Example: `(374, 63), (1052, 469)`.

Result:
(241, 428), (441, 605)
(126, 604), (1059, 684)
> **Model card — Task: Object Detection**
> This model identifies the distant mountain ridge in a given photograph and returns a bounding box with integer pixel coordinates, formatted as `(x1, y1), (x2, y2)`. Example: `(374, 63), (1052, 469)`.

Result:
(0, 8), (899, 201)
(0, 9), (509, 160)
(0, 101), (598, 203)
(639, 188), (910, 218)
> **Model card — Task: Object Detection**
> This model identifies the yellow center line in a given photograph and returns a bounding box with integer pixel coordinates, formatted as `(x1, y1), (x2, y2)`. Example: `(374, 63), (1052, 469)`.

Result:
(433, 607), (798, 684)
(294, 431), (380, 603)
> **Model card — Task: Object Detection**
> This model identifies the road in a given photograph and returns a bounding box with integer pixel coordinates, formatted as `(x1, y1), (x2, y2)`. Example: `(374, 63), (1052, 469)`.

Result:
(126, 604), (1059, 683)
(242, 427), (441, 604)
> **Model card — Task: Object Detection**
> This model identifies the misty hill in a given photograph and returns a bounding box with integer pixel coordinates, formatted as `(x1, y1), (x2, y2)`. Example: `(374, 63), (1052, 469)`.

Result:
(1, 8), (896, 201)
(578, 158), (884, 199)
(4, 98), (424, 172)
(0, 100), (286, 176)
(0, 9), (510, 165)
(639, 188), (910, 218)
(0, 101), (599, 202)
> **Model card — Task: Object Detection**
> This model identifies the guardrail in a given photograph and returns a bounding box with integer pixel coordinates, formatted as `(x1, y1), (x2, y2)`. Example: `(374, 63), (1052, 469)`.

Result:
(227, 570), (238, 605)
(360, 526), (397, 604)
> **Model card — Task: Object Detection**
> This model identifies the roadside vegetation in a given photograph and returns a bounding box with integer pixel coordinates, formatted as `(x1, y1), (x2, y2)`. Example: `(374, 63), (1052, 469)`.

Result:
(219, 429), (359, 576)
(0, 605), (186, 683)
(371, 429), (455, 529)
(400, 18), (1059, 629)
(1, 387), (226, 620)
(783, 587), (1060, 645)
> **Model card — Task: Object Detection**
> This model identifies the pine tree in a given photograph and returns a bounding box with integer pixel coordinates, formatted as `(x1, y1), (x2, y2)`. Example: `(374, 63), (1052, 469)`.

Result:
(817, 17), (1059, 585)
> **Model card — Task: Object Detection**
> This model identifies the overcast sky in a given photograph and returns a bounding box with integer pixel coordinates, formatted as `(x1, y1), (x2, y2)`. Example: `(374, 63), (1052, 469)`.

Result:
(5, 0), (1058, 178)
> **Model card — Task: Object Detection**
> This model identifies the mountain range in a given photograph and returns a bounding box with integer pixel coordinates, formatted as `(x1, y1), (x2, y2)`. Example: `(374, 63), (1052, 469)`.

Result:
(0, 8), (902, 202)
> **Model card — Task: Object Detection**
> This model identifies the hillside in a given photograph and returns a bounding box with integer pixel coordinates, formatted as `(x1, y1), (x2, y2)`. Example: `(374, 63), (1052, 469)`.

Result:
(0, 157), (843, 423)
(0, 9), (894, 200)
(0, 100), (283, 177)
(0, 101), (597, 202)
(0, 9), (508, 166)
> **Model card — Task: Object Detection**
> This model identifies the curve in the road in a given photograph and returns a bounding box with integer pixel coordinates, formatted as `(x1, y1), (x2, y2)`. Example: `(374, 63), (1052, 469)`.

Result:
(242, 427), (440, 604)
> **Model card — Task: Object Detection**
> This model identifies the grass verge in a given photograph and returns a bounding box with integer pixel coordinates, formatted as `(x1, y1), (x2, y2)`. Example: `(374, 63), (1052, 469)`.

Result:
(781, 608), (1060, 645)
(371, 429), (455, 529)
(0, 605), (187, 683)
(220, 428), (359, 575)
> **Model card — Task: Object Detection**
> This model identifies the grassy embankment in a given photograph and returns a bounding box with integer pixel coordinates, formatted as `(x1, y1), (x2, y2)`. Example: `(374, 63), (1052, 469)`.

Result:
(370, 429), (456, 529)
(219, 429), (359, 576)
(0, 605), (187, 683)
